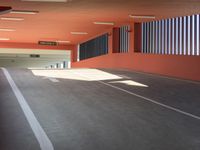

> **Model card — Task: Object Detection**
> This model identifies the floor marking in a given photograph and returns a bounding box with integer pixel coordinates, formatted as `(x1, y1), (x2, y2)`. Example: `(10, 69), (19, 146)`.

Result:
(48, 78), (59, 83)
(1, 68), (54, 150)
(117, 69), (200, 85)
(73, 71), (200, 121)
(98, 81), (200, 120)
(42, 77), (59, 83)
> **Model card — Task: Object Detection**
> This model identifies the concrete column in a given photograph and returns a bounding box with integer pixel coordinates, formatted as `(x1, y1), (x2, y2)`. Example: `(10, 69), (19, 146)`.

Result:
(129, 22), (135, 53)
(134, 23), (142, 53)
(112, 27), (120, 53)
(71, 45), (78, 62)
(108, 29), (113, 55)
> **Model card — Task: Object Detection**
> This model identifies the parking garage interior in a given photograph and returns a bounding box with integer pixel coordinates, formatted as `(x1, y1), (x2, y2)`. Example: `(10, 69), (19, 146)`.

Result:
(0, 1), (200, 150)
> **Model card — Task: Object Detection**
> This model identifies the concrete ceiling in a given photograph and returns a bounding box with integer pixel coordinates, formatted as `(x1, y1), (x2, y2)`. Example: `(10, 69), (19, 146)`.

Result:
(0, 0), (199, 45)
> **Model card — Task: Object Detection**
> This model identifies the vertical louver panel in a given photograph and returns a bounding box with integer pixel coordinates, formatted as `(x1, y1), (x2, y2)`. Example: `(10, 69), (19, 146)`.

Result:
(192, 15), (195, 55)
(183, 16), (187, 55)
(179, 17), (183, 55)
(175, 17), (179, 55)
(147, 23), (149, 53)
(168, 19), (171, 54)
(165, 20), (169, 54)
(159, 21), (162, 54)
(197, 15), (200, 56)
(153, 22), (155, 54)
(161, 20), (165, 54)
(171, 18), (175, 55)
(149, 22), (152, 53)
(141, 14), (200, 56)
(155, 21), (158, 54)
(141, 23), (144, 52)
(119, 25), (130, 53)
(187, 16), (191, 55)
(80, 33), (108, 60)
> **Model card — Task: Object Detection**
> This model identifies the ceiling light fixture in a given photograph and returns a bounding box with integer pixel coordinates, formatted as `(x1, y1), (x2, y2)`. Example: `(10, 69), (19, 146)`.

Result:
(0, 17), (24, 21)
(11, 10), (39, 15)
(71, 32), (88, 35)
(0, 28), (16, 32)
(21, 0), (67, 2)
(0, 38), (10, 41)
(93, 22), (115, 25)
(57, 40), (71, 43)
(129, 15), (156, 19)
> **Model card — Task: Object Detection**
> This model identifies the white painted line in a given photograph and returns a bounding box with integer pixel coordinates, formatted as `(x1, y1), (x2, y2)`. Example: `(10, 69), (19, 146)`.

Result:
(98, 81), (200, 120)
(1, 68), (54, 150)
(42, 77), (59, 83)
(48, 78), (59, 83)
(74, 71), (200, 121)
(118, 69), (200, 85)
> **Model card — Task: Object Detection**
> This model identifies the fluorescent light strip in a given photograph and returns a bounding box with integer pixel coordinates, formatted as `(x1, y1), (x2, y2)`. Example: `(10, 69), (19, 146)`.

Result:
(0, 17), (24, 21)
(94, 22), (115, 25)
(57, 40), (71, 43)
(71, 32), (88, 35)
(0, 28), (16, 32)
(11, 10), (39, 15)
(21, 0), (67, 2)
(0, 38), (10, 41)
(129, 15), (156, 19)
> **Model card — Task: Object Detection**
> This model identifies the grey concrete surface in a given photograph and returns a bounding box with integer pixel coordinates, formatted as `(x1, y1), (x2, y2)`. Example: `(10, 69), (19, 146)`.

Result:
(100, 69), (200, 116)
(1, 68), (200, 150)
(0, 70), (40, 150)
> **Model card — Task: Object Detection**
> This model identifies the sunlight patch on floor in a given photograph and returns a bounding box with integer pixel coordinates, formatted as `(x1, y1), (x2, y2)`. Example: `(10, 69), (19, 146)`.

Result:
(109, 80), (148, 87)
(31, 69), (122, 81)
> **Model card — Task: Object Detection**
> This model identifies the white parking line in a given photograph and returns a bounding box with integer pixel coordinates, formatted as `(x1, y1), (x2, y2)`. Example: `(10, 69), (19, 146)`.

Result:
(98, 80), (200, 120)
(48, 78), (59, 83)
(42, 77), (59, 83)
(1, 68), (54, 150)
(73, 71), (200, 121)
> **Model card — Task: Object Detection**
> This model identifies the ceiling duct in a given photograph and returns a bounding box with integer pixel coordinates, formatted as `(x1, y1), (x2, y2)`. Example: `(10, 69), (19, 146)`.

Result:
(0, 6), (12, 15)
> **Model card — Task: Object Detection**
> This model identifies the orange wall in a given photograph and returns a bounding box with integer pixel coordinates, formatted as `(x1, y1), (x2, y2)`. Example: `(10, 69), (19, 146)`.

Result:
(72, 53), (200, 81)
(71, 22), (200, 81)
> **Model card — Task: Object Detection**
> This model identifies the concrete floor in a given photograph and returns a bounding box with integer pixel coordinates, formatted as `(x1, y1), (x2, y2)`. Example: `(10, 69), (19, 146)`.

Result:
(0, 68), (200, 150)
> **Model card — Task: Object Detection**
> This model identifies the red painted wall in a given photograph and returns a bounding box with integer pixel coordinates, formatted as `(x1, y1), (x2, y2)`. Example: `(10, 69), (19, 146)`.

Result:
(72, 53), (200, 81)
